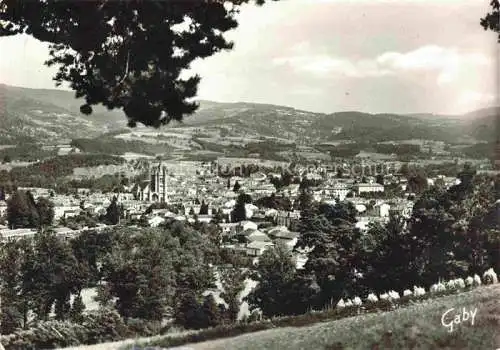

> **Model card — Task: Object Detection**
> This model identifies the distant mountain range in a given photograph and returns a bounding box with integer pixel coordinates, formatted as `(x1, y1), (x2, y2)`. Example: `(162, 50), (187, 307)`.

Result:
(0, 84), (126, 144)
(0, 83), (498, 146)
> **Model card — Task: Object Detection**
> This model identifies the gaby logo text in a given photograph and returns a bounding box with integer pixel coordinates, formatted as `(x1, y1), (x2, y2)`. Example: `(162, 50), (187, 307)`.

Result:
(441, 307), (477, 333)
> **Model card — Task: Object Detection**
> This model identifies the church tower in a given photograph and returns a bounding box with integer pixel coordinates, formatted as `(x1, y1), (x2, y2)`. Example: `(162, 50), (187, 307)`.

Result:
(149, 162), (168, 202)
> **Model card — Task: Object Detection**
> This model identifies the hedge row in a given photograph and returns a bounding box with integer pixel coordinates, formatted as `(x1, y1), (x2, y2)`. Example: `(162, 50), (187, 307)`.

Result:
(137, 286), (481, 349)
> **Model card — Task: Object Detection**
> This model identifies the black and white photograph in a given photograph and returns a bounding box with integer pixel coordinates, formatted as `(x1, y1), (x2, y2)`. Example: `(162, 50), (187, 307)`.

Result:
(0, 0), (499, 349)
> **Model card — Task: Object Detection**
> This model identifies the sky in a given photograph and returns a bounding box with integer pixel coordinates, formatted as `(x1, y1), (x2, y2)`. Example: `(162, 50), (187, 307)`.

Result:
(0, 0), (498, 115)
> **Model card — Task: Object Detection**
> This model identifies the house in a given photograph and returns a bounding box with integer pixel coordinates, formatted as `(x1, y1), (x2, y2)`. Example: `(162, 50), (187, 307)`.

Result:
(356, 183), (384, 194)
(53, 227), (79, 240)
(295, 253), (308, 270)
(219, 223), (238, 236)
(54, 206), (82, 220)
(237, 229), (271, 243)
(389, 201), (414, 218)
(268, 226), (299, 249)
(355, 215), (388, 232)
(63, 208), (81, 219)
(275, 210), (300, 227)
(264, 208), (278, 218)
(267, 225), (290, 238)
(148, 216), (166, 227)
(331, 183), (351, 201)
(0, 228), (37, 242)
(246, 241), (274, 257)
(375, 203), (391, 217)
(244, 203), (259, 219)
(236, 220), (258, 233)
(197, 215), (213, 224)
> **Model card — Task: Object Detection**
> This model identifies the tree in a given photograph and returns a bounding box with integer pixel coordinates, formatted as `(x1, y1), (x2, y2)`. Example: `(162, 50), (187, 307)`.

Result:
(174, 292), (205, 330)
(202, 294), (222, 328)
(231, 193), (249, 223)
(233, 180), (241, 193)
(481, 0), (500, 42)
(101, 227), (215, 322)
(69, 294), (86, 323)
(104, 196), (120, 225)
(407, 173), (428, 194)
(246, 243), (318, 317)
(99, 229), (179, 321)
(255, 194), (292, 211)
(213, 208), (225, 225)
(0, 240), (30, 333)
(363, 215), (414, 293)
(219, 266), (247, 322)
(35, 197), (55, 229)
(71, 230), (114, 285)
(0, 0), (279, 127)
(6, 190), (39, 229)
(22, 231), (86, 321)
(199, 201), (209, 215)
(295, 201), (365, 307)
(294, 187), (313, 212)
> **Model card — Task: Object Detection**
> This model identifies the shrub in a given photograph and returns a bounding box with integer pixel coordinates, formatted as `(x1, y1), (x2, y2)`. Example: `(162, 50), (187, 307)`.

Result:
(83, 308), (131, 344)
(473, 274), (482, 287)
(126, 319), (161, 337)
(454, 278), (466, 289)
(430, 282), (446, 294)
(3, 321), (89, 349)
(465, 276), (474, 287)
(482, 268), (498, 285)
(352, 297), (362, 306)
(413, 286), (426, 297)
(388, 291), (400, 300)
(445, 279), (456, 290)
(366, 293), (378, 303)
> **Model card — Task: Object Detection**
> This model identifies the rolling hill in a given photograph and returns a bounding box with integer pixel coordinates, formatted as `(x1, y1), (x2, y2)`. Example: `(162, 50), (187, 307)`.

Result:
(0, 84), (127, 143)
(0, 83), (497, 147)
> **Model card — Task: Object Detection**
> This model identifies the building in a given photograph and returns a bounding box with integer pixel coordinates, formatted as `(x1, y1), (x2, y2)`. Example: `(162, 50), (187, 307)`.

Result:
(137, 162), (168, 202)
(356, 183), (384, 194)
(246, 241), (274, 257)
(275, 210), (300, 227)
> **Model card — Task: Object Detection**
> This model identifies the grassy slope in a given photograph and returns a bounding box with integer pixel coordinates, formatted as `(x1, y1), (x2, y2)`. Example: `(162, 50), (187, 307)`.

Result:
(161, 284), (499, 350)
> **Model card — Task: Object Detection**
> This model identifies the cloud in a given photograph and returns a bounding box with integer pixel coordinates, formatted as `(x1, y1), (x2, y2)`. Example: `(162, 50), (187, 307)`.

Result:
(273, 45), (491, 84)
(377, 45), (490, 85)
(458, 90), (495, 106)
(272, 55), (390, 78)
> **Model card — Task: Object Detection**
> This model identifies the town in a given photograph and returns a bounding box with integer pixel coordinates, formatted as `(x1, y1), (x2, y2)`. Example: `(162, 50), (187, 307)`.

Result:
(0, 0), (498, 349)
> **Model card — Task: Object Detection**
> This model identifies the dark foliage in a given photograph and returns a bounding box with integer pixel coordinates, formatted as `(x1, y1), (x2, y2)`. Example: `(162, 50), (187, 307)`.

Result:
(480, 0), (500, 42)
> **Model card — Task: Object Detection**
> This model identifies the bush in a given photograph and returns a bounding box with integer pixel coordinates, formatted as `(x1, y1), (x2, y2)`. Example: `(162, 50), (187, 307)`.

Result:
(125, 319), (161, 338)
(3, 321), (89, 350)
(83, 308), (131, 344)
